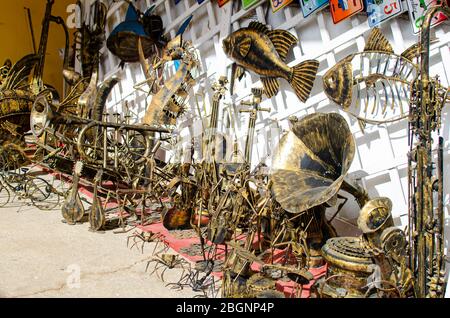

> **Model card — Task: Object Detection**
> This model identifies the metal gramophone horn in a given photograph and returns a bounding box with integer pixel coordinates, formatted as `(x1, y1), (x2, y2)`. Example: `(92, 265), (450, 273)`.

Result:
(270, 112), (356, 213)
(106, 3), (155, 63)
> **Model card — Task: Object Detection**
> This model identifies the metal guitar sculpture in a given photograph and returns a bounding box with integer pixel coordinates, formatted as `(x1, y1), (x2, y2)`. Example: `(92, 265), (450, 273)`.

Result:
(162, 77), (228, 231)
(61, 161), (85, 224)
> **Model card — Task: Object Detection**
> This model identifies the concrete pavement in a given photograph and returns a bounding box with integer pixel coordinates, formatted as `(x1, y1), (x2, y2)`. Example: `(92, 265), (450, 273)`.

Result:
(0, 201), (200, 298)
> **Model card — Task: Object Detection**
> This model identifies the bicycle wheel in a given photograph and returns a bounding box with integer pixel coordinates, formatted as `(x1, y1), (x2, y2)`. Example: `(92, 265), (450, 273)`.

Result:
(25, 177), (59, 210)
(0, 181), (10, 207)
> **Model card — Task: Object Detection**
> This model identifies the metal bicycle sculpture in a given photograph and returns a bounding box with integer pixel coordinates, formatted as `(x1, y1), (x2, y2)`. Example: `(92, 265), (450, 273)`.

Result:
(0, 165), (63, 211)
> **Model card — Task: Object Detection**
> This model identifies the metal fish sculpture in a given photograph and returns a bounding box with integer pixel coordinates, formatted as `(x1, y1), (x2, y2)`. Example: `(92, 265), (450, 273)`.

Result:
(323, 28), (430, 128)
(222, 21), (319, 102)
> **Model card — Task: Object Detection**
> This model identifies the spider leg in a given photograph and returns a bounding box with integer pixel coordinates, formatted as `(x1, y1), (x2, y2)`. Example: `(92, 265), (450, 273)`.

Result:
(151, 240), (160, 256)
(145, 258), (156, 272)
(170, 269), (192, 291)
(127, 231), (139, 249)
(167, 283), (182, 291)
(178, 264), (189, 283)
(145, 260), (152, 272)
(210, 277), (219, 298)
(170, 280), (185, 291)
(129, 237), (140, 251)
(127, 235), (133, 248)
(178, 259), (191, 274)
(140, 240), (145, 254)
(160, 267), (168, 282)
(149, 260), (162, 277)
(153, 241), (169, 256)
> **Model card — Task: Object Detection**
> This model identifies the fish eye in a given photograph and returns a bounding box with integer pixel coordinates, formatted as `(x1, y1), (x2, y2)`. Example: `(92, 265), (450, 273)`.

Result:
(327, 76), (336, 89)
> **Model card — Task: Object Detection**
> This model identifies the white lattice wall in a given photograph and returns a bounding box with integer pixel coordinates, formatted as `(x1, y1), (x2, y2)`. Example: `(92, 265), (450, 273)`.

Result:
(83, 0), (450, 261)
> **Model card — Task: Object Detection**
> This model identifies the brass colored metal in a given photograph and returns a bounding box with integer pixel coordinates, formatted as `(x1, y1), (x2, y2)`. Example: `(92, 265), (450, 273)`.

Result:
(319, 197), (413, 298)
(2, 3), (449, 300)
(322, 27), (445, 127)
(239, 88), (270, 163)
(270, 113), (357, 214)
(407, 6), (450, 298)
(255, 290), (285, 298)
(61, 161), (85, 224)
(0, 60), (12, 86)
(1, 0), (73, 152)
(223, 21), (319, 102)
(246, 273), (277, 296)
(206, 86), (267, 244)
(203, 76), (229, 163)
(76, 0), (107, 80)
(31, 0), (71, 94)
(88, 169), (105, 231)
(142, 39), (198, 126)
(357, 197), (393, 234)
(0, 90), (35, 143)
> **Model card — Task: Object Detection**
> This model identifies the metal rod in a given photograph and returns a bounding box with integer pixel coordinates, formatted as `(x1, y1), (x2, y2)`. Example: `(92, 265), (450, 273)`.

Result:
(25, 7), (37, 54)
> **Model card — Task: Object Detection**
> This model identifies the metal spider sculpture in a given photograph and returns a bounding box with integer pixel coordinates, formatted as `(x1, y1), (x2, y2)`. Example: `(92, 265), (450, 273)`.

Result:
(145, 253), (190, 282)
(166, 260), (220, 298)
(126, 230), (165, 254)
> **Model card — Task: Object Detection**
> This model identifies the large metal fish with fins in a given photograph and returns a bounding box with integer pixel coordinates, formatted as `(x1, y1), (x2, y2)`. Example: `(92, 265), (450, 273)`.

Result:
(222, 21), (319, 103)
(322, 28), (442, 129)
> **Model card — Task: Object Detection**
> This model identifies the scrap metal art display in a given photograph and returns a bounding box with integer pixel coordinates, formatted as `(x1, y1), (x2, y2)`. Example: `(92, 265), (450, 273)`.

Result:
(0, 0), (449, 298)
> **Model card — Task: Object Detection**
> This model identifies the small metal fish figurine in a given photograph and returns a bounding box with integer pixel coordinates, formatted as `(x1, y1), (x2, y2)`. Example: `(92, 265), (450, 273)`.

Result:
(323, 28), (422, 129)
(222, 21), (319, 102)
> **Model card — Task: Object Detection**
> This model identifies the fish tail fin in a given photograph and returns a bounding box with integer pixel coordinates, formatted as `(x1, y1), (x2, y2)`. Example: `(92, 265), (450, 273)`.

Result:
(290, 60), (319, 103)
